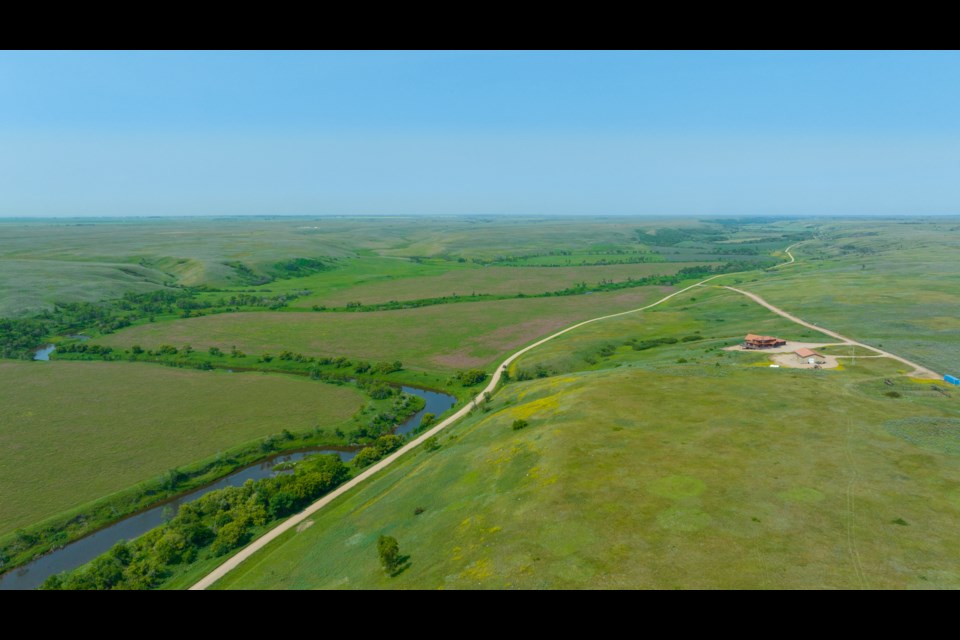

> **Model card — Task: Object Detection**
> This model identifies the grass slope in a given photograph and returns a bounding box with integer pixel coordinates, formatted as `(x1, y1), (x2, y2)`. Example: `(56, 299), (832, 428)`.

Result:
(214, 283), (960, 590)
(0, 361), (364, 535)
(216, 362), (960, 590)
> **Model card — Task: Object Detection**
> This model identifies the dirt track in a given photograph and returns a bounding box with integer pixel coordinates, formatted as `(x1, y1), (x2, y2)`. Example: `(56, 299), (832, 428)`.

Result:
(189, 273), (735, 590)
(722, 286), (940, 379)
(189, 260), (941, 590)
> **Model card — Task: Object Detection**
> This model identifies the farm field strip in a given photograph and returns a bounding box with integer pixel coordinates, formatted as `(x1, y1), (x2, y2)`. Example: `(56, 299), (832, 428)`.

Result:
(0, 361), (365, 535)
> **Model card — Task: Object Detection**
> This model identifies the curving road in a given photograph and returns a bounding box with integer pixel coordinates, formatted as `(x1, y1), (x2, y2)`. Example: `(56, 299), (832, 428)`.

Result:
(779, 242), (798, 266)
(189, 273), (734, 589)
(723, 285), (940, 379)
(192, 247), (940, 589)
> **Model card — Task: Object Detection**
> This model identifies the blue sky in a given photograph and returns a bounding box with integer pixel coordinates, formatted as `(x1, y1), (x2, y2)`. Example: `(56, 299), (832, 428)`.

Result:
(2, 50), (959, 217)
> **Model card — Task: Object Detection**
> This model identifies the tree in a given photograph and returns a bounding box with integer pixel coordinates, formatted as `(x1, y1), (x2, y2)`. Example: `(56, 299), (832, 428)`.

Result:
(377, 535), (400, 574)
(512, 419), (529, 431)
(456, 369), (487, 386)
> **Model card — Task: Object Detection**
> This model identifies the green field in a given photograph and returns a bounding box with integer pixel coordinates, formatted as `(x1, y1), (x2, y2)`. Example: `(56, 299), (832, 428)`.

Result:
(0, 215), (801, 317)
(215, 287), (960, 590)
(96, 287), (674, 374)
(290, 262), (706, 309)
(6, 214), (960, 589)
(0, 360), (364, 535)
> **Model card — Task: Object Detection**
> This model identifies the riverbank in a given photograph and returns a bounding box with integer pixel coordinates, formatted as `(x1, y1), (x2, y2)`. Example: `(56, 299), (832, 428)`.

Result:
(0, 378), (455, 590)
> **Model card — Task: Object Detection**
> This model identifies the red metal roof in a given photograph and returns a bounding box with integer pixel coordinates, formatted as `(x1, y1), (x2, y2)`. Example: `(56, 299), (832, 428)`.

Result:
(795, 347), (821, 358)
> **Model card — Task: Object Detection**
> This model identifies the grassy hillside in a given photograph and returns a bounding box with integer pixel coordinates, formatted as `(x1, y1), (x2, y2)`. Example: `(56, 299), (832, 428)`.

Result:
(0, 361), (364, 535)
(216, 355), (960, 589)
(0, 216), (799, 317)
(212, 279), (960, 590)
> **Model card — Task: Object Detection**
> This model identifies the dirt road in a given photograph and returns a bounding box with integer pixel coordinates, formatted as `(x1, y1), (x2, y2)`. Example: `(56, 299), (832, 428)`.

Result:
(189, 273), (735, 589)
(190, 268), (941, 589)
(723, 285), (940, 379)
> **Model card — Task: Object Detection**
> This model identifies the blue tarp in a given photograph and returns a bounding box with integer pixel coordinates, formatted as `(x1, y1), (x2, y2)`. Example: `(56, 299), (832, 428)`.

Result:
(945, 375), (960, 385)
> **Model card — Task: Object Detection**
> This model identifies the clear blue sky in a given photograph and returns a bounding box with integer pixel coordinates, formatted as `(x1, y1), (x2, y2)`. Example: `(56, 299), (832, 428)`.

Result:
(2, 50), (959, 217)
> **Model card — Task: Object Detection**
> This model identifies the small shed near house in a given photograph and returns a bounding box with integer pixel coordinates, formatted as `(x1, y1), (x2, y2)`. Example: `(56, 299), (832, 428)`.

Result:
(794, 347), (822, 359)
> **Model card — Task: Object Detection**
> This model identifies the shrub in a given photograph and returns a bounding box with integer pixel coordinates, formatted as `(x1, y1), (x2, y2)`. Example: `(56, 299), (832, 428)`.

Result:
(512, 419), (529, 431)
(377, 535), (401, 574)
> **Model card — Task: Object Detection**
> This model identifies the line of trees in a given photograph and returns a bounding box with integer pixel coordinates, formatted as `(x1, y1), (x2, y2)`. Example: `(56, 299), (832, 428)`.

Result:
(0, 287), (309, 360)
(41, 453), (350, 590)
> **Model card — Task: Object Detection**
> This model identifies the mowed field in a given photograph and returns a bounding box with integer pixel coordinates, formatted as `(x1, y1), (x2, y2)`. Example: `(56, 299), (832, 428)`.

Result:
(290, 262), (706, 309)
(0, 361), (364, 535)
(97, 287), (674, 373)
(216, 360), (960, 590)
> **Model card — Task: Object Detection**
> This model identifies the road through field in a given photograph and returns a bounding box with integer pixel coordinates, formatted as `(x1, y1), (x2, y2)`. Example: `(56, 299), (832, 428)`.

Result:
(189, 273), (734, 589)
(723, 285), (940, 379)
(192, 262), (942, 589)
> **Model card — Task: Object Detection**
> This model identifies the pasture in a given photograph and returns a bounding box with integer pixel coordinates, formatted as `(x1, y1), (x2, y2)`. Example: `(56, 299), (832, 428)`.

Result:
(95, 287), (675, 374)
(216, 359), (960, 589)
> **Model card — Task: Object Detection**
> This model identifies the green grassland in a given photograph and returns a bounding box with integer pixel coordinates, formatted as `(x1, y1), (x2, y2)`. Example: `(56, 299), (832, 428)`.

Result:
(0, 216), (803, 317)
(0, 360), (364, 535)
(10, 214), (952, 589)
(0, 258), (170, 318)
(215, 285), (960, 590)
(289, 262), (707, 309)
(95, 287), (675, 374)
(723, 218), (960, 376)
(508, 287), (826, 377)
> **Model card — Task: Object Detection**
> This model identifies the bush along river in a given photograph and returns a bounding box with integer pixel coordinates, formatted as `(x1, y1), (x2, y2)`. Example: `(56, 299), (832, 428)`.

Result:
(0, 373), (455, 590)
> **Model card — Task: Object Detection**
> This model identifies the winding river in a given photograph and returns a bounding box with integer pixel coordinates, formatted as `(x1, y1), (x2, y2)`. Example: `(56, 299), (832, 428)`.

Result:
(2, 352), (456, 590)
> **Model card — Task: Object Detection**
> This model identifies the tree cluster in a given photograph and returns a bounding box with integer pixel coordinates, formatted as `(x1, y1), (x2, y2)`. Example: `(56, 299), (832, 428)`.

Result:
(41, 454), (350, 590)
